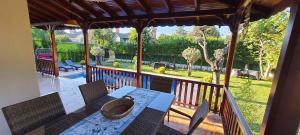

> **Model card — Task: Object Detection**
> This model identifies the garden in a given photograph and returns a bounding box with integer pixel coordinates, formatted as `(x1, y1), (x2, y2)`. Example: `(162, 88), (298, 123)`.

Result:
(31, 10), (290, 135)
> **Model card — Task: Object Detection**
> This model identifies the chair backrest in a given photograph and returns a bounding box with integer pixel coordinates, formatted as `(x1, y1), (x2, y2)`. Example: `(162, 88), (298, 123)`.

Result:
(187, 100), (209, 135)
(150, 76), (173, 93)
(79, 80), (108, 105)
(2, 92), (66, 135)
(65, 60), (73, 65)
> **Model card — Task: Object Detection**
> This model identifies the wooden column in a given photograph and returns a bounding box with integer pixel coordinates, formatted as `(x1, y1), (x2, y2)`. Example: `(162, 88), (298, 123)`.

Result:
(82, 24), (91, 83)
(136, 27), (143, 87)
(49, 27), (59, 77)
(260, 2), (300, 135)
(224, 19), (240, 88)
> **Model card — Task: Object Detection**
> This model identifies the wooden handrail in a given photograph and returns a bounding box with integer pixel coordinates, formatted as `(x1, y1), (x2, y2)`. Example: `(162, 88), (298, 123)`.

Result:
(90, 66), (223, 112)
(221, 87), (252, 135)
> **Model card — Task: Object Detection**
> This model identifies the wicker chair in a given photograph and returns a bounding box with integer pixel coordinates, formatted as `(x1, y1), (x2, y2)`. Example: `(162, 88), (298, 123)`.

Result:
(150, 76), (173, 93)
(157, 100), (209, 135)
(1, 92), (66, 135)
(79, 80), (108, 105)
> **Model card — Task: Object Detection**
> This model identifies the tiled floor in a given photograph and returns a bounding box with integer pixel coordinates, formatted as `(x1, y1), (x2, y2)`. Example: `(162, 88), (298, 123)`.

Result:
(37, 72), (224, 135)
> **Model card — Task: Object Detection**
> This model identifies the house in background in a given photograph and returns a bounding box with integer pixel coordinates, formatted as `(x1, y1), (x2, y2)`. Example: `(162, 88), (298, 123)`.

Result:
(114, 28), (129, 42)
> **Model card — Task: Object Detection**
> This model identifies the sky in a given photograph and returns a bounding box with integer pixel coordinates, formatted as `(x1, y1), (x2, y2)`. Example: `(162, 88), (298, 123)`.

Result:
(65, 25), (231, 38)
(118, 26), (231, 38)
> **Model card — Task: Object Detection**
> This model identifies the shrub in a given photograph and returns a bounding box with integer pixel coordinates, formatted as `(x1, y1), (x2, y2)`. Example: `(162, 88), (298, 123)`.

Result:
(155, 67), (166, 74)
(80, 60), (85, 65)
(202, 76), (213, 83)
(113, 62), (120, 68)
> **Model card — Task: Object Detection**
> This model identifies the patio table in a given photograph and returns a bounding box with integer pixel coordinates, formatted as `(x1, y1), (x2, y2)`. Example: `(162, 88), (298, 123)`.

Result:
(39, 86), (174, 135)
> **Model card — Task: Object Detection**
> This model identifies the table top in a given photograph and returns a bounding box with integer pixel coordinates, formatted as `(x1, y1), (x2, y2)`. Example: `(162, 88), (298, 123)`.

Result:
(37, 86), (174, 135)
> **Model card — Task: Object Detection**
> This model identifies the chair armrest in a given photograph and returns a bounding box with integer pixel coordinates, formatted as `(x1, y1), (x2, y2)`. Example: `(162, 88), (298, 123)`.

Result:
(170, 108), (192, 119)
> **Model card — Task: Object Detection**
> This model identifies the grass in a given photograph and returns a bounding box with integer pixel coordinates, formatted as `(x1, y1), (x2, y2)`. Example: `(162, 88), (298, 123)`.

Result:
(102, 61), (272, 134)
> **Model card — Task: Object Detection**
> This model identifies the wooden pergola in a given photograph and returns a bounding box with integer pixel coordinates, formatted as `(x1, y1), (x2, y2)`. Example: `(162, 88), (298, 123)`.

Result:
(27, 0), (299, 134)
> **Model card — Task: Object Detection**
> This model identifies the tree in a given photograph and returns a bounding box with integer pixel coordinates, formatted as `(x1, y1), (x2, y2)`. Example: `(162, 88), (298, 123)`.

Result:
(91, 29), (116, 49)
(31, 28), (50, 49)
(128, 27), (153, 46)
(175, 26), (187, 36)
(243, 11), (289, 79)
(191, 26), (220, 38)
(90, 46), (105, 65)
(192, 27), (227, 85)
(182, 47), (201, 76)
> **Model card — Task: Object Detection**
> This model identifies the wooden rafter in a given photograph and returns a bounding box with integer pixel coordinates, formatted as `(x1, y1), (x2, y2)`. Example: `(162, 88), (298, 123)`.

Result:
(114, 0), (134, 17)
(95, 2), (118, 18)
(72, 0), (102, 18)
(28, 4), (61, 21)
(44, 0), (83, 21)
(89, 8), (235, 23)
(30, 1), (69, 20)
(52, 0), (89, 20)
(163, 0), (173, 13)
(29, 9), (51, 22)
(195, 0), (201, 11)
(137, 0), (153, 14)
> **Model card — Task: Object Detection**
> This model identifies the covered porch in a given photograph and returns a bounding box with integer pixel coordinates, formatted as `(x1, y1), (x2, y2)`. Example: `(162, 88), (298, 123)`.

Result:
(8, 0), (300, 134)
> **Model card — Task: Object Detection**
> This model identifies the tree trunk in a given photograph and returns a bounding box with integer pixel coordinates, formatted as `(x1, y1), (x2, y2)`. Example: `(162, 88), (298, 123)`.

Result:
(264, 62), (272, 80)
(213, 70), (221, 85)
(259, 48), (264, 77)
(188, 63), (192, 76)
(172, 55), (176, 70)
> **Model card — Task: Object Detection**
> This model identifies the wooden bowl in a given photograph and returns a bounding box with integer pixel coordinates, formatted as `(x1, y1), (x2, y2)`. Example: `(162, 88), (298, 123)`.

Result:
(101, 96), (134, 119)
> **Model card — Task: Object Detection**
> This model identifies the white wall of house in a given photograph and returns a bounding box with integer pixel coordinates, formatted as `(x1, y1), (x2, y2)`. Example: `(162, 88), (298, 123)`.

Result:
(0, 0), (40, 134)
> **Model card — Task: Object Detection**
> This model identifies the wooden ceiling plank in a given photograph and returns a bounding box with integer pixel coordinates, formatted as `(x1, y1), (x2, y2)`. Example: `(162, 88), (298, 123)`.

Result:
(114, 0), (135, 17)
(28, 4), (61, 21)
(30, 0), (69, 20)
(72, 0), (103, 18)
(136, 0), (153, 14)
(195, 0), (201, 11)
(90, 8), (235, 22)
(53, 0), (89, 19)
(162, 0), (173, 13)
(46, 0), (83, 21)
(95, 2), (118, 18)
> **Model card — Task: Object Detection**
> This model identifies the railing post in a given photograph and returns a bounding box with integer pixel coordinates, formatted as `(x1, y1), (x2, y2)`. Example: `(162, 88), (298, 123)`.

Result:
(48, 25), (59, 77)
(136, 27), (143, 87)
(81, 23), (92, 83)
(224, 21), (240, 88)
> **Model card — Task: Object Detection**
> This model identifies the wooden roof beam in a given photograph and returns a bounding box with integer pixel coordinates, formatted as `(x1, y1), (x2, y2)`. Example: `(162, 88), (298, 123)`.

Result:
(72, 0), (103, 18)
(163, 0), (173, 13)
(89, 8), (236, 23)
(137, 0), (153, 14)
(114, 0), (135, 17)
(194, 0), (200, 11)
(95, 2), (118, 18)
(45, 0), (83, 21)
(28, 4), (61, 21)
(53, 0), (89, 20)
(29, 9), (52, 22)
(29, 1), (68, 21)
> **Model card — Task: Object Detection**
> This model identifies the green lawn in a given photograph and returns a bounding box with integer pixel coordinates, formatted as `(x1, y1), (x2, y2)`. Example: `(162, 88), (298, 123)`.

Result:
(102, 62), (272, 134)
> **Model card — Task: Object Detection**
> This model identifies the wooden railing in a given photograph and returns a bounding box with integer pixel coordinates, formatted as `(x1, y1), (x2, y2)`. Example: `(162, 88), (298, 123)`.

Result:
(220, 87), (252, 135)
(36, 59), (54, 75)
(90, 66), (223, 112)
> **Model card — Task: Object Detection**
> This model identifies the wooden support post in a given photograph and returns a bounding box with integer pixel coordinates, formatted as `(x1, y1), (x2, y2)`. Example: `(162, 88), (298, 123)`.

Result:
(82, 23), (92, 83)
(136, 27), (143, 88)
(49, 26), (59, 77)
(223, 21), (240, 88)
(260, 2), (300, 135)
